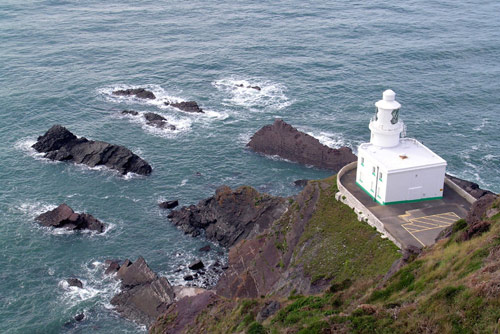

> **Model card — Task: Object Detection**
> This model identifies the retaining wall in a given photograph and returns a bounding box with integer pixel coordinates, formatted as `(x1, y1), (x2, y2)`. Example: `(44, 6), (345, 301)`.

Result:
(336, 161), (402, 249)
(444, 177), (477, 205)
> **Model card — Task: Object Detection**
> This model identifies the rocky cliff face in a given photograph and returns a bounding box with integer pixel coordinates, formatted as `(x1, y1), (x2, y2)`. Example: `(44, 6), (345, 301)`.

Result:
(167, 185), (288, 248)
(32, 125), (152, 175)
(153, 177), (401, 333)
(247, 119), (357, 172)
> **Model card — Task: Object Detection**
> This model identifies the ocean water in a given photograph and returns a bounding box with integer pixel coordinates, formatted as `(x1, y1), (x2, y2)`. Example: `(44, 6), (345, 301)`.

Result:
(1, 1), (499, 333)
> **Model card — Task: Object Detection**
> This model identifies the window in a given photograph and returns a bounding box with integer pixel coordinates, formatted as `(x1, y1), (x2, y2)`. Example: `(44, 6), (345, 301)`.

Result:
(391, 109), (400, 124)
(361, 157), (365, 166)
(372, 167), (376, 175)
(379, 172), (383, 182)
(374, 107), (378, 121)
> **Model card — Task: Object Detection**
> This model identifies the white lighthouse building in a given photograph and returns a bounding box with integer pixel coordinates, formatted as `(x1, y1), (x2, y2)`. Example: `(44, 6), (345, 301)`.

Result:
(356, 90), (447, 205)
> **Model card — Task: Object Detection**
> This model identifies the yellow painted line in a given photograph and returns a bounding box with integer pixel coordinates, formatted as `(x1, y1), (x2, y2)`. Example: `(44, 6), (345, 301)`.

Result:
(401, 224), (426, 247)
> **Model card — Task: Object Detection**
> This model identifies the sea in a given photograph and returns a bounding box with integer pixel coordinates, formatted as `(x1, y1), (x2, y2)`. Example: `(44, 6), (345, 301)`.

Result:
(0, 1), (499, 333)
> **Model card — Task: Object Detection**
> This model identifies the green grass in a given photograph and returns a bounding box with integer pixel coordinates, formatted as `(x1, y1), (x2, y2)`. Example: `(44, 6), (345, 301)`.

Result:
(294, 176), (400, 285)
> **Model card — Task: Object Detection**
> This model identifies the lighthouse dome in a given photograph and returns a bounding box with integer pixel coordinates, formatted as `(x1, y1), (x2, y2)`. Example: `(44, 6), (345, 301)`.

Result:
(375, 89), (401, 110)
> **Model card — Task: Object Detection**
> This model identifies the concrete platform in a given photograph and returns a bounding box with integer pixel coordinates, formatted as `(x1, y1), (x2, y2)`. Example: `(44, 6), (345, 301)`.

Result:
(340, 168), (471, 248)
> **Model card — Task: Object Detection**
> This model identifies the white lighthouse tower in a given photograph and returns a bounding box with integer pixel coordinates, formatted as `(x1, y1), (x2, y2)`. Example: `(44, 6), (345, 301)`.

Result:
(356, 90), (447, 205)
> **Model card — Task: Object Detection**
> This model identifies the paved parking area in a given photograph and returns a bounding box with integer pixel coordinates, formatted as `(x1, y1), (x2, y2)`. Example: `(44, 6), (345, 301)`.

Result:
(340, 168), (471, 249)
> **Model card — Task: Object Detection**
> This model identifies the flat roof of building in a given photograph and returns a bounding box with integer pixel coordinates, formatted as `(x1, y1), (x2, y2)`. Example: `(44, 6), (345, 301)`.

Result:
(359, 138), (447, 173)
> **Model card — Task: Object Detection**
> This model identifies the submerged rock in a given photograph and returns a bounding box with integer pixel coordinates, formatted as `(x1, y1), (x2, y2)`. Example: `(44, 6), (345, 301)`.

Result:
(167, 185), (287, 247)
(165, 101), (204, 113)
(36, 204), (105, 233)
(144, 112), (176, 130)
(32, 125), (152, 175)
(236, 83), (261, 91)
(112, 88), (156, 99)
(247, 119), (357, 172)
(110, 257), (175, 327)
(74, 313), (85, 322)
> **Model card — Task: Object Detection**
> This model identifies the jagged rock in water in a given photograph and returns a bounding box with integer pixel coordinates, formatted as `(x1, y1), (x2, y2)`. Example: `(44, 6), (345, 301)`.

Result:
(167, 185), (288, 247)
(74, 313), (84, 322)
(165, 101), (204, 113)
(159, 200), (179, 209)
(32, 125), (152, 175)
(121, 110), (139, 116)
(104, 260), (121, 275)
(112, 88), (156, 99)
(188, 260), (204, 270)
(66, 278), (83, 288)
(144, 112), (176, 130)
(35, 204), (105, 233)
(247, 119), (357, 172)
(110, 257), (175, 327)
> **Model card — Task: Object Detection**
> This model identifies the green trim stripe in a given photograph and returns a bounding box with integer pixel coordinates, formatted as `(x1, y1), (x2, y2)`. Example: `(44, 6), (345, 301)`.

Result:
(355, 181), (442, 206)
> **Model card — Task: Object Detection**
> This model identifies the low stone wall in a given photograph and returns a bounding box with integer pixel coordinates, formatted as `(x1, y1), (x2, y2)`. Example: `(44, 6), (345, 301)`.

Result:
(444, 177), (477, 204)
(336, 162), (402, 249)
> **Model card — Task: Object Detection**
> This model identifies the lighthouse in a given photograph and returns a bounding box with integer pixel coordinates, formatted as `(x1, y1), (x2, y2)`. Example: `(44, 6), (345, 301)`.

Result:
(356, 90), (447, 205)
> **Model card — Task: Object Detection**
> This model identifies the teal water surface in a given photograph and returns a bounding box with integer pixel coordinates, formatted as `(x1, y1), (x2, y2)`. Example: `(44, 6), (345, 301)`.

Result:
(1, 1), (499, 333)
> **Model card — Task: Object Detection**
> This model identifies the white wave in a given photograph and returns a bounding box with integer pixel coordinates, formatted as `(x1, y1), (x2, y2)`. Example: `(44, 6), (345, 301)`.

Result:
(14, 201), (58, 219)
(118, 110), (193, 138)
(201, 108), (230, 120)
(180, 179), (188, 186)
(59, 260), (121, 310)
(212, 77), (292, 111)
(303, 130), (347, 149)
(98, 84), (184, 109)
(15, 138), (60, 163)
(484, 154), (497, 161)
(238, 131), (253, 146)
(473, 118), (488, 131)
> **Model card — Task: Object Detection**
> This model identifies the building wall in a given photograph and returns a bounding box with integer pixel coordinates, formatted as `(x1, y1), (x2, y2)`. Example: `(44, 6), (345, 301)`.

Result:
(356, 153), (387, 202)
(356, 150), (446, 205)
(384, 165), (446, 204)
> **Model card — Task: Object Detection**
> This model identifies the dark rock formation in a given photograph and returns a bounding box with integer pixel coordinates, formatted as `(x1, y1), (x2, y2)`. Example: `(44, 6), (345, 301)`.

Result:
(165, 101), (203, 113)
(110, 257), (175, 327)
(74, 313), (84, 322)
(198, 245), (211, 252)
(294, 179), (309, 187)
(188, 260), (204, 270)
(144, 112), (176, 130)
(236, 84), (261, 91)
(150, 291), (217, 334)
(121, 110), (139, 116)
(383, 245), (422, 282)
(159, 200), (179, 209)
(167, 185), (288, 247)
(35, 204), (105, 233)
(247, 119), (357, 172)
(112, 88), (156, 99)
(459, 194), (498, 241)
(32, 125), (152, 175)
(183, 275), (194, 281)
(256, 301), (281, 322)
(104, 260), (121, 275)
(66, 278), (83, 288)
(446, 174), (495, 199)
